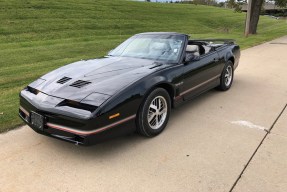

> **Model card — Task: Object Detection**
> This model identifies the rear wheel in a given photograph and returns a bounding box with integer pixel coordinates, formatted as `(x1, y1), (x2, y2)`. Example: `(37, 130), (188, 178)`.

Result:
(136, 88), (171, 137)
(218, 60), (234, 91)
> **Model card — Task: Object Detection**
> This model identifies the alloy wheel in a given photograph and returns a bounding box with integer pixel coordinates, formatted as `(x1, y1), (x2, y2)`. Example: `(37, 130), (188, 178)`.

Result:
(147, 96), (168, 130)
(224, 65), (233, 87)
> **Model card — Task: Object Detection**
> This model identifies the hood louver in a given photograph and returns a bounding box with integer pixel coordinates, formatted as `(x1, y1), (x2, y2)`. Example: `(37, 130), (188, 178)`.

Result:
(70, 80), (91, 88)
(57, 77), (72, 84)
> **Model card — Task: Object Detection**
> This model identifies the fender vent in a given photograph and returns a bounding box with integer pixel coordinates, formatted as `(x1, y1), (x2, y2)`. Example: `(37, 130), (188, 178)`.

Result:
(57, 77), (72, 84)
(70, 80), (91, 88)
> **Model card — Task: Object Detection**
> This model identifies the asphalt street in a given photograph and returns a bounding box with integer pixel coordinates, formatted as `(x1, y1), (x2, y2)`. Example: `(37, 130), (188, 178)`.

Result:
(1, 36), (286, 192)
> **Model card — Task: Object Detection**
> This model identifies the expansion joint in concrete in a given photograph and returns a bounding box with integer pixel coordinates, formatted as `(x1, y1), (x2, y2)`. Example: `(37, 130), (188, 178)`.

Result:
(229, 104), (287, 192)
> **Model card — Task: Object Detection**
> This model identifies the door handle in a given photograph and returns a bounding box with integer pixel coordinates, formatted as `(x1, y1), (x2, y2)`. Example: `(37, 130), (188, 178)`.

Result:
(214, 58), (219, 62)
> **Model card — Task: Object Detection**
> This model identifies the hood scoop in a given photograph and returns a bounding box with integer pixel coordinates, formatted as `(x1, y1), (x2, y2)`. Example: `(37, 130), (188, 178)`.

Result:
(57, 77), (72, 84)
(69, 80), (91, 88)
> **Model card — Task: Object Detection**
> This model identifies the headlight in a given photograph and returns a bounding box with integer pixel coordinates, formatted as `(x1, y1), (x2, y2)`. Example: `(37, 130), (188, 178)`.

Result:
(81, 92), (110, 107)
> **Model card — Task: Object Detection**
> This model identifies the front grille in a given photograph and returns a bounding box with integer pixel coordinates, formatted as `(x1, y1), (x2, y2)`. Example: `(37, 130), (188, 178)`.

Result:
(57, 77), (72, 84)
(69, 80), (91, 88)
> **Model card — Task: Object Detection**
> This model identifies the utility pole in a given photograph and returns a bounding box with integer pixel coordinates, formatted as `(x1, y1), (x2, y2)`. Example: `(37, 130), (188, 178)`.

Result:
(245, 0), (253, 37)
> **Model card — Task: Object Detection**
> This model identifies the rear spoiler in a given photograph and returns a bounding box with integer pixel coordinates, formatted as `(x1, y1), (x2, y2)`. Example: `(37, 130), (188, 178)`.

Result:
(189, 39), (235, 45)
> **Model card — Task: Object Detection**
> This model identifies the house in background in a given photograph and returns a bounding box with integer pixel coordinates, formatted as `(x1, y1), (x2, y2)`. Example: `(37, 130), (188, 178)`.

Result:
(241, 3), (287, 16)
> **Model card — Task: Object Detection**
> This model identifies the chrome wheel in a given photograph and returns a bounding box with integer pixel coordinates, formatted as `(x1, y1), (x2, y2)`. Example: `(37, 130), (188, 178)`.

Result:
(224, 65), (233, 87)
(137, 88), (171, 137)
(147, 96), (167, 130)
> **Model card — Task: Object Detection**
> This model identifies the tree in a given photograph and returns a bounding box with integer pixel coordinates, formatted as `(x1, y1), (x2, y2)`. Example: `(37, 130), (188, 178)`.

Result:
(227, 0), (236, 8)
(247, 0), (264, 34)
(218, 2), (225, 7)
(227, 0), (242, 12)
(246, 0), (286, 35)
(275, 0), (287, 7)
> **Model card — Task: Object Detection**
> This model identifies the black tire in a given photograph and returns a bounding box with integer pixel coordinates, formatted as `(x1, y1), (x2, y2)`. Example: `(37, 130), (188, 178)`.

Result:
(136, 88), (171, 137)
(218, 60), (234, 91)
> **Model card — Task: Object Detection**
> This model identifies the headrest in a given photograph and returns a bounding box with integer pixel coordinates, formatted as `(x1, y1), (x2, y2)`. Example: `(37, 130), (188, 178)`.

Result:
(186, 45), (199, 52)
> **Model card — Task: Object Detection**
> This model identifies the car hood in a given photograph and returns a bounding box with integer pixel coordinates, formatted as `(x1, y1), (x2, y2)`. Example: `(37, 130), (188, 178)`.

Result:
(29, 57), (167, 102)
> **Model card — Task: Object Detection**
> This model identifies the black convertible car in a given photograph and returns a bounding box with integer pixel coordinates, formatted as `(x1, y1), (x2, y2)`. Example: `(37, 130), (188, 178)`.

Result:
(19, 32), (240, 145)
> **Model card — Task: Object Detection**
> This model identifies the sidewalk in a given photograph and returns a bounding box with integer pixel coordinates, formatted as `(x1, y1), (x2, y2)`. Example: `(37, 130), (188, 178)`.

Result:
(233, 106), (287, 192)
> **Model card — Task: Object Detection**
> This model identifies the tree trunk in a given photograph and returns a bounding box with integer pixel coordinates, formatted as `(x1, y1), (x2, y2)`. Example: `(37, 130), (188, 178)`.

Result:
(248, 0), (264, 34)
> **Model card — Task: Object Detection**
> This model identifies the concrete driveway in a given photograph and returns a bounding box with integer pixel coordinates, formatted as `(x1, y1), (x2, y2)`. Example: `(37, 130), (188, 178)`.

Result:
(1, 36), (287, 192)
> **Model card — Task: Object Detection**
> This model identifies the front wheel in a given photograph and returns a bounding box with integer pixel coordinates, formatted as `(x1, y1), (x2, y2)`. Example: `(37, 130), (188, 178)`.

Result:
(218, 61), (234, 91)
(136, 88), (171, 137)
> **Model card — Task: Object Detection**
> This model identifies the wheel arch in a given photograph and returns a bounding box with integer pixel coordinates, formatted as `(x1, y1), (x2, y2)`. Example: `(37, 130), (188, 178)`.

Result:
(228, 56), (235, 65)
(143, 82), (175, 108)
(225, 50), (235, 65)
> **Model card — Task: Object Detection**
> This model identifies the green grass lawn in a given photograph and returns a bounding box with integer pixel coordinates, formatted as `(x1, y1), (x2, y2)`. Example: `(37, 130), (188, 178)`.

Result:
(0, 0), (286, 133)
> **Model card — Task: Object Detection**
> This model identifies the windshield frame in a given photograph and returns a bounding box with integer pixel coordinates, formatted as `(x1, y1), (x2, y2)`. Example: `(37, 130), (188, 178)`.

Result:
(108, 34), (187, 64)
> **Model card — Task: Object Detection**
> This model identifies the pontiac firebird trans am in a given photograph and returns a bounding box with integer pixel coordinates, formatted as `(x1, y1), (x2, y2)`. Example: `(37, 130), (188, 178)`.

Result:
(19, 32), (240, 145)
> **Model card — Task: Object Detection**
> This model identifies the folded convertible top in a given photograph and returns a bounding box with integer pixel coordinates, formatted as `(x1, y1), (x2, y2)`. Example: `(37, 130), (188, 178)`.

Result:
(189, 39), (235, 45)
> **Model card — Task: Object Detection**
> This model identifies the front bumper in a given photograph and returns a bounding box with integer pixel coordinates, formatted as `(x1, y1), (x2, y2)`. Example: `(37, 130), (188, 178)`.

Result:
(19, 91), (136, 145)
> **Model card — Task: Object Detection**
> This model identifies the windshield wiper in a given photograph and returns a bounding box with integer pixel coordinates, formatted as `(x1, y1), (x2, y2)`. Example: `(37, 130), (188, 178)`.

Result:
(149, 62), (163, 69)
